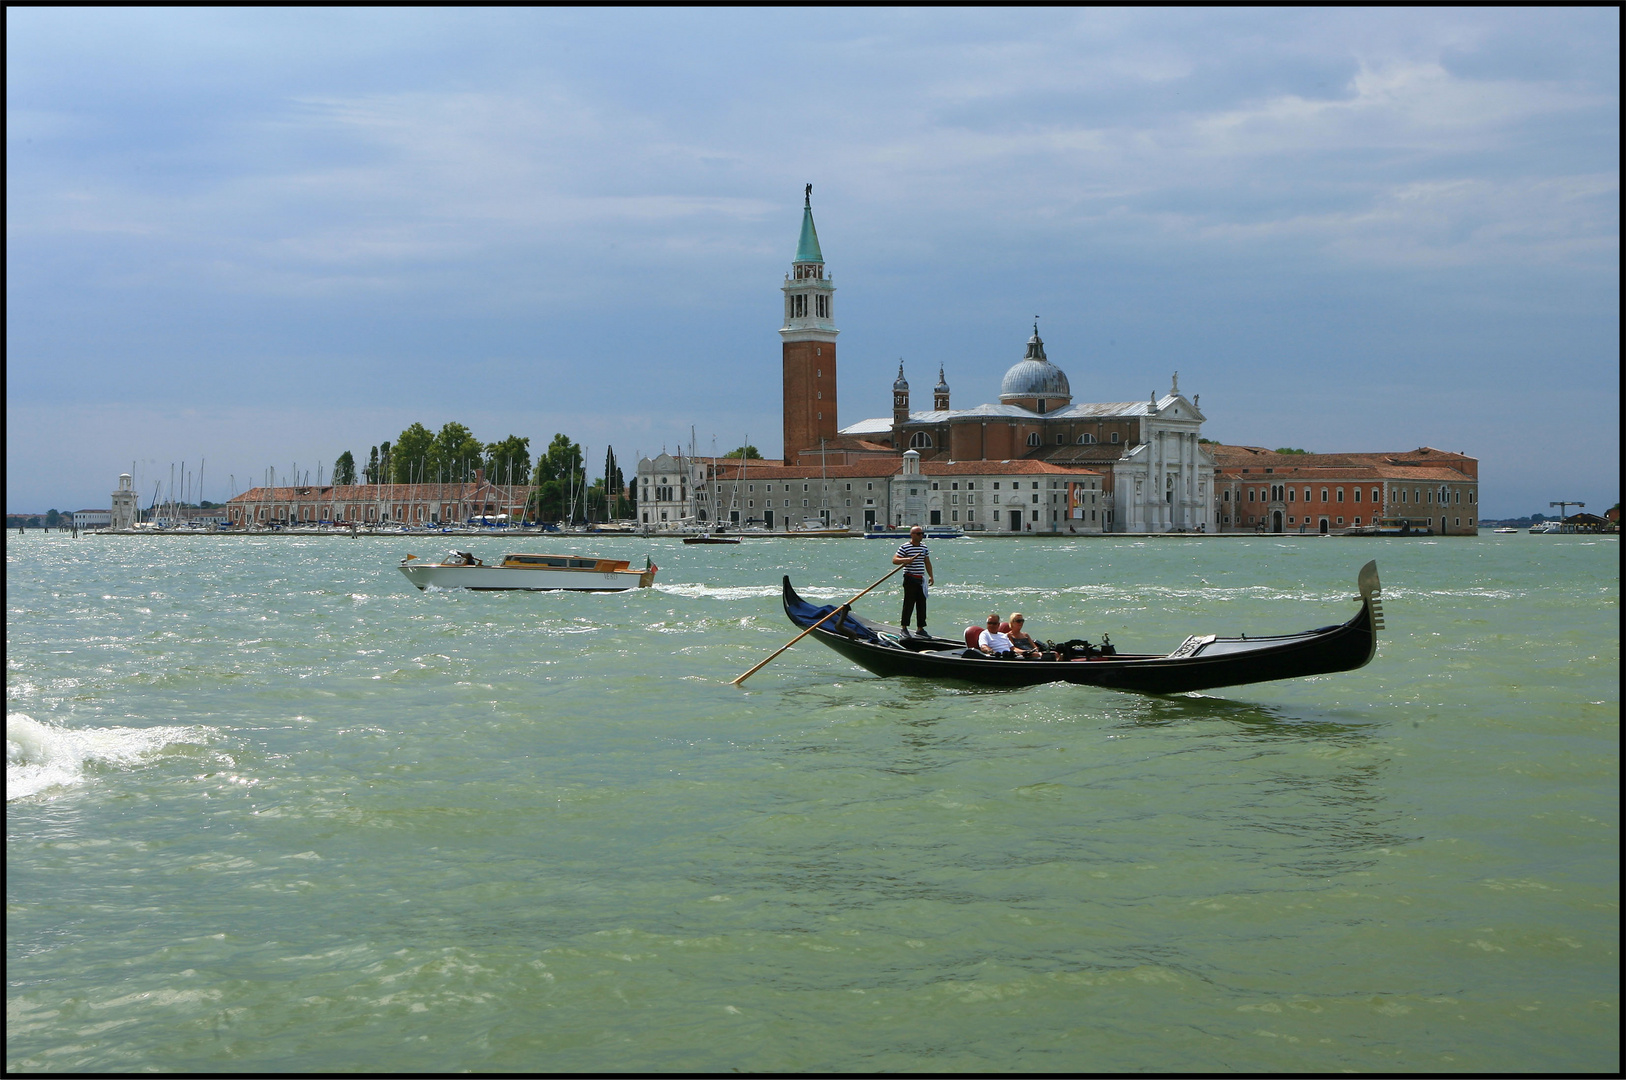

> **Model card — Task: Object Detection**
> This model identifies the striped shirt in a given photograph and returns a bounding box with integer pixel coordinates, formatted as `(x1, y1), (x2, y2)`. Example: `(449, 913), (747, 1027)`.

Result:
(895, 541), (929, 577)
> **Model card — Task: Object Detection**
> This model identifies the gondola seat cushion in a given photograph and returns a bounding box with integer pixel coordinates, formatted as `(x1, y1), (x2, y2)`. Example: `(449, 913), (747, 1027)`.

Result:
(964, 626), (984, 649)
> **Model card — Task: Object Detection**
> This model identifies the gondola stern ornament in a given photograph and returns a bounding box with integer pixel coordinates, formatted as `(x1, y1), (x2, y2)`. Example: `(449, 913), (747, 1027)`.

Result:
(1357, 560), (1385, 632)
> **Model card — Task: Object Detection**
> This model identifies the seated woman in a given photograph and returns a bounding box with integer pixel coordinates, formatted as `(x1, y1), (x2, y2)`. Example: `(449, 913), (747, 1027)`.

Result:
(1005, 613), (1050, 659)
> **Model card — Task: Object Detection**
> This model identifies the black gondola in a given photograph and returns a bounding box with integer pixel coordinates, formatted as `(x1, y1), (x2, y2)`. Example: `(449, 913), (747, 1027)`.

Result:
(781, 560), (1385, 695)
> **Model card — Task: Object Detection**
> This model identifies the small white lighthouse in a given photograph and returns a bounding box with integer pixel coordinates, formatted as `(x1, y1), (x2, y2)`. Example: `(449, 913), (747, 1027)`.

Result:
(111, 473), (138, 530)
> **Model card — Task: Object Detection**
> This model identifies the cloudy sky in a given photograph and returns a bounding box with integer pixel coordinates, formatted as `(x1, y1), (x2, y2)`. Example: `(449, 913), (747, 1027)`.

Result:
(7, 8), (1618, 516)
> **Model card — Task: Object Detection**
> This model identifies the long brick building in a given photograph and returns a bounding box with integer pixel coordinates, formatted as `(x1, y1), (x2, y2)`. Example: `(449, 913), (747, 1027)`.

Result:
(636, 449), (1108, 533)
(1210, 445), (1480, 535)
(225, 476), (524, 527)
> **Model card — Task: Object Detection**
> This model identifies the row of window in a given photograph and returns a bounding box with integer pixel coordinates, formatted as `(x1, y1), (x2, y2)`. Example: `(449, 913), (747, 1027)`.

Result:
(908, 431), (1125, 449)
(1222, 514), (1479, 528)
(651, 478), (1094, 498)
(239, 502), (509, 523)
(1224, 485), (1476, 506)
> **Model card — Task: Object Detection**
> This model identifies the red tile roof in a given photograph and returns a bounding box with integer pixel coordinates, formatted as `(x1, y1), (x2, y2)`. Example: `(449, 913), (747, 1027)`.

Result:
(1209, 444), (1476, 482)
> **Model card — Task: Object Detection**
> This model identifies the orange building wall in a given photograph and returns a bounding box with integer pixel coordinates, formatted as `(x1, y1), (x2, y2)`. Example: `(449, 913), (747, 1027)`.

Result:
(782, 340), (837, 459)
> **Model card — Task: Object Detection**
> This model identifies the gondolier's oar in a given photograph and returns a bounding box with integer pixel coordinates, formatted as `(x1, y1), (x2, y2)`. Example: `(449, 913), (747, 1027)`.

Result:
(732, 564), (905, 686)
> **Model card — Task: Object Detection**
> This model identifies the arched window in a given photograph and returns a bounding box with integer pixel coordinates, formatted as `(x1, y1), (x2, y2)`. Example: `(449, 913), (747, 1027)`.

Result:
(1077, 433), (1095, 444)
(1027, 432), (1041, 447)
(908, 431), (933, 449)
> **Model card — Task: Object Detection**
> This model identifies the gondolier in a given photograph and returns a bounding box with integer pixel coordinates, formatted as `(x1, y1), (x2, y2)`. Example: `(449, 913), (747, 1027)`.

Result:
(891, 525), (935, 636)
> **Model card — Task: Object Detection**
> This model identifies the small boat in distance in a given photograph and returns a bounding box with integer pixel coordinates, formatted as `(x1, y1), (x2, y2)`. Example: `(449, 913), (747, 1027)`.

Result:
(1493, 527), (1518, 534)
(1341, 517), (1434, 537)
(864, 526), (965, 540)
(683, 534), (741, 545)
(399, 551), (656, 591)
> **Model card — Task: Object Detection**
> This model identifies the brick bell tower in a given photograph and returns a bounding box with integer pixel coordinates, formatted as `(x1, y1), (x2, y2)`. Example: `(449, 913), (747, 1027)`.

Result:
(781, 184), (838, 464)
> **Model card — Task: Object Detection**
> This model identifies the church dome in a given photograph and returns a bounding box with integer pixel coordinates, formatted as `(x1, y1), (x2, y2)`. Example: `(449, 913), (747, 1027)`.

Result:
(893, 362), (909, 391)
(999, 328), (1070, 403)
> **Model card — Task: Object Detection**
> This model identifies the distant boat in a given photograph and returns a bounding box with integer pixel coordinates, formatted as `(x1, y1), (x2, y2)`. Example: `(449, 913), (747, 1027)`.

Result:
(399, 551), (656, 591)
(1341, 518), (1433, 537)
(786, 526), (854, 538)
(683, 534), (740, 545)
(865, 526), (965, 540)
(1493, 527), (1518, 534)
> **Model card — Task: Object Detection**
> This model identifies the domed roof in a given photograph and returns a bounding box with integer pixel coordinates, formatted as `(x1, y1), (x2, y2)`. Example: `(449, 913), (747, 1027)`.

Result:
(893, 362), (909, 391)
(999, 328), (1070, 402)
(934, 365), (950, 393)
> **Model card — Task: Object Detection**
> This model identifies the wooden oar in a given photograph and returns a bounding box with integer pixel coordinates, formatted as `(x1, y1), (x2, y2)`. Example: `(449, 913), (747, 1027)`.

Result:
(732, 564), (906, 686)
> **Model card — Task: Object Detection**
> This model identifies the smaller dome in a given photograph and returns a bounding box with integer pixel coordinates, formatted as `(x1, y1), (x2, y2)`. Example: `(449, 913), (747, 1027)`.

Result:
(999, 328), (1070, 402)
(934, 365), (950, 393)
(893, 362), (909, 391)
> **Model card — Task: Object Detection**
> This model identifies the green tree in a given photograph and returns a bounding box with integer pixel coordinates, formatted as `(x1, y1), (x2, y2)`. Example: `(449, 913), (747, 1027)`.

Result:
(428, 422), (484, 483)
(378, 441), (393, 485)
(390, 426), (433, 484)
(527, 433), (583, 523)
(333, 450), (357, 486)
(603, 445), (630, 519)
(365, 446), (380, 484)
(483, 435), (532, 488)
(581, 446), (627, 522)
(45, 509), (61, 527)
(1273, 447), (1310, 455)
(723, 445), (763, 459)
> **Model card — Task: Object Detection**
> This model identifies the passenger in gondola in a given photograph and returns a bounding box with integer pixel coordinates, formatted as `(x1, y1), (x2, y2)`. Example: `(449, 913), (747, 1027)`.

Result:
(976, 613), (1015, 658)
(1005, 613), (1051, 660)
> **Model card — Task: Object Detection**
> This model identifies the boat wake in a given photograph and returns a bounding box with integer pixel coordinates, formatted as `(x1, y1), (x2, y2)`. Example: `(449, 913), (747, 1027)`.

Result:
(655, 582), (782, 600)
(6, 713), (205, 801)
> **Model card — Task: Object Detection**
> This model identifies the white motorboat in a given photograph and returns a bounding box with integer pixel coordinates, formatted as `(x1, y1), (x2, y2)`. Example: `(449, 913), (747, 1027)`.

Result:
(399, 550), (657, 591)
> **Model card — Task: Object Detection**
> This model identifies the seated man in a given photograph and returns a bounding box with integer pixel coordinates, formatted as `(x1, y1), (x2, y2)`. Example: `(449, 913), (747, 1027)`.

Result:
(977, 613), (1015, 658)
(1005, 613), (1050, 660)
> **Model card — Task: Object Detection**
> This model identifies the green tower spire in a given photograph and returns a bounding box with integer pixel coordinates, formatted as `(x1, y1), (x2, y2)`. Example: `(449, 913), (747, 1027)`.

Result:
(795, 183), (824, 264)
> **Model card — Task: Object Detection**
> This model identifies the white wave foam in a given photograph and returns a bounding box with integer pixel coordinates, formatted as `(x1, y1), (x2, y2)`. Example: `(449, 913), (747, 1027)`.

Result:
(655, 583), (782, 600)
(7, 713), (205, 801)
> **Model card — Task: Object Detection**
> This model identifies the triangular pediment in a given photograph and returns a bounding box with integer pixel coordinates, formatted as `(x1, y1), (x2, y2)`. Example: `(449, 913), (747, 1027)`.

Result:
(1154, 394), (1206, 422)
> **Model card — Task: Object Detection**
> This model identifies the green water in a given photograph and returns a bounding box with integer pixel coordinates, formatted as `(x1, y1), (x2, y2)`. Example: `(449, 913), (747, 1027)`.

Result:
(6, 532), (1619, 1072)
